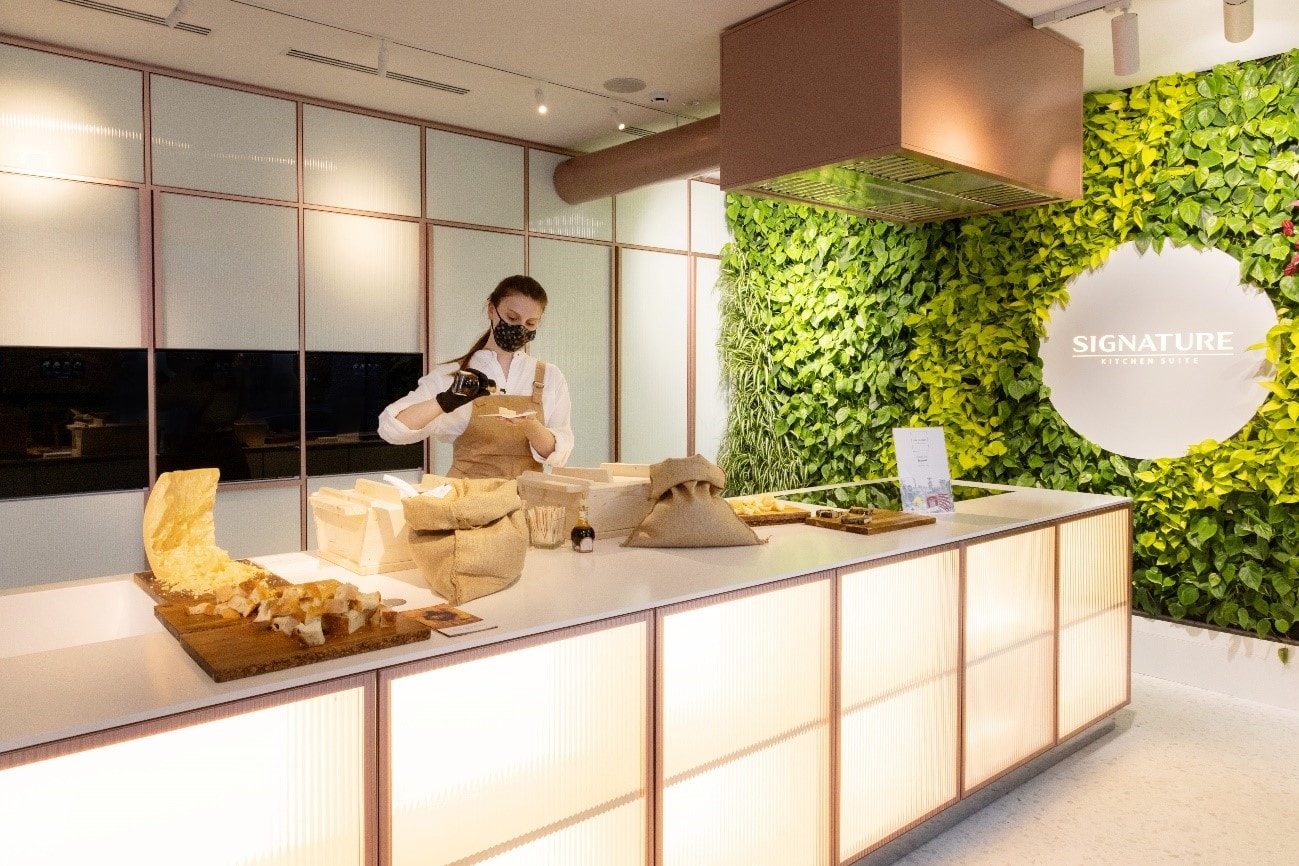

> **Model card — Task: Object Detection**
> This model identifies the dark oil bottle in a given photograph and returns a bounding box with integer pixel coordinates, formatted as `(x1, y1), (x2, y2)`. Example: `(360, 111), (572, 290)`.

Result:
(571, 501), (595, 552)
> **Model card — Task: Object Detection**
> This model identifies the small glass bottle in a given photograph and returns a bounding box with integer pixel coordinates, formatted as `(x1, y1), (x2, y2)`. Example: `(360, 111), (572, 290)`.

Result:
(570, 500), (595, 552)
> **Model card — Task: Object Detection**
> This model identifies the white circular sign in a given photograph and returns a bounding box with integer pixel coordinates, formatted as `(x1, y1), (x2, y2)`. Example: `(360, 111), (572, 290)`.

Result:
(1039, 242), (1277, 460)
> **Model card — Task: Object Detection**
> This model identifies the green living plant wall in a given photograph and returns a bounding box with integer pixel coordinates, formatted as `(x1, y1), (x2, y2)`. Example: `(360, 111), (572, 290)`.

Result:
(717, 50), (1299, 640)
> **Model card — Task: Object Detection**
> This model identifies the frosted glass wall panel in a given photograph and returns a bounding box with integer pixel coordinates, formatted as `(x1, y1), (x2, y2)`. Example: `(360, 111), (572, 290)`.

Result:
(839, 552), (959, 859)
(690, 181), (730, 255)
(529, 149), (612, 240)
(150, 76), (296, 200)
(619, 249), (688, 463)
(660, 579), (831, 866)
(303, 105), (420, 216)
(529, 238), (613, 466)
(0, 174), (141, 347)
(213, 484), (303, 558)
(964, 528), (1056, 791)
(615, 179), (688, 251)
(387, 620), (648, 866)
(305, 211), (420, 352)
(0, 44), (143, 181)
(158, 194), (298, 350)
(694, 257), (726, 463)
(0, 491), (145, 590)
(426, 129), (524, 229)
(1058, 509), (1130, 737)
(305, 470), (420, 551)
(429, 227), (525, 472)
(0, 687), (367, 866)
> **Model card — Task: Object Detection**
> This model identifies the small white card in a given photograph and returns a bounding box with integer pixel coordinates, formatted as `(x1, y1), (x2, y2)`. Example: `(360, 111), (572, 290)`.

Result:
(893, 427), (955, 514)
(437, 620), (498, 637)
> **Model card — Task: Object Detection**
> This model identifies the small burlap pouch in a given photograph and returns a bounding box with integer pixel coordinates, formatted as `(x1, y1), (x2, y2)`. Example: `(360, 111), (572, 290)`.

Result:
(402, 476), (528, 604)
(623, 455), (765, 548)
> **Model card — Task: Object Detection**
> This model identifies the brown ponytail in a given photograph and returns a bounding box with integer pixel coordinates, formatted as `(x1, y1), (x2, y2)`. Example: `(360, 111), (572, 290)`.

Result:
(445, 275), (549, 369)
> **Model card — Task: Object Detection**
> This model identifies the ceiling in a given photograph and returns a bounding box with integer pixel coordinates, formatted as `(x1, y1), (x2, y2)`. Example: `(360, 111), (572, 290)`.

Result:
(0, 0), (1296, 154)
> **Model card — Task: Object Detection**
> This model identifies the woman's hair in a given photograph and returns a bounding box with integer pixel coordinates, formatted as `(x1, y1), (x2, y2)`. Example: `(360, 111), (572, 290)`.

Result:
(448, 275), (549, 369)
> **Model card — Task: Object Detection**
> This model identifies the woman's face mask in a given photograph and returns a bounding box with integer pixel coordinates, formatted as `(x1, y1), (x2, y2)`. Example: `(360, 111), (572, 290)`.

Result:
(491, 307), (537, 352)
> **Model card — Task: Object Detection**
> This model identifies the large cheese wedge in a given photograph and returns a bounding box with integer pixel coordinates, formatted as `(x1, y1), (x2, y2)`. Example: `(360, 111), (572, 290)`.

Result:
(143, 468), (261, 595)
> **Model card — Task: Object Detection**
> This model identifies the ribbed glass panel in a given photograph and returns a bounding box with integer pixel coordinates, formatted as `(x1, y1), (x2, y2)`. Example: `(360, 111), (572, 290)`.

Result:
(528, 149), (612, 241)
(839, 552), (959, 857)
(158, 193), (298, 350)
(388, 621), (648, 866)
(615, 179), (688, 251)
(694, 257), (726, 463)
(964, 528), (1056, 790)
(529, 237), (613, 466)
(0, 43), (143, 181)
(150, 75), (296, 200)
(661, 579), (832, 866)
(690, 181), (730, 256)
(212, 484), (304, 557)
(0, 687), (367, 865)
(303, 104), (420, 216)
(0, 490), (145, 590)
(305, 210), (420, 352)
(429, 226), (526, 472)
(0, 173), (141, 347)
(1058, 510), (1130, 736)
(426, 129), (524, 229)
(619, 248), (688, 463)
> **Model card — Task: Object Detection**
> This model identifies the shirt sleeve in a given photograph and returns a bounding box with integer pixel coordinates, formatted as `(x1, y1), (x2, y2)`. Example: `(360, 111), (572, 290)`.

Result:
(376, 365), (473, 445)
(533, 362), (575, 468)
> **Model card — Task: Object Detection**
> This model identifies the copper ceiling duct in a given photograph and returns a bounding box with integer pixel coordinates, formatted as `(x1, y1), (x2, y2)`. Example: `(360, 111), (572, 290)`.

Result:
(553, 114), (720, 204)
(555, 0), (1082, 224)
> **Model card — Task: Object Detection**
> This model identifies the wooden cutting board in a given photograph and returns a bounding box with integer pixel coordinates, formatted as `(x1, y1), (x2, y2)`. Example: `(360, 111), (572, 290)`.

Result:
(154, 602), (431, 682)
(806, 508), (936, 535)
(738, 510), (811, 526)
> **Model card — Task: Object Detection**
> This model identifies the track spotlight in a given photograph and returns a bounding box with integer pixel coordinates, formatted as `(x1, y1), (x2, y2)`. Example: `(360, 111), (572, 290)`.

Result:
(534, 85), (548, 115)
(376, 39), (389, 78)
(610, 105), (626, 131)
(1224, 0), (1253, 43)
(163, 0), (190, 28)
(1110, 2), (1139, 77)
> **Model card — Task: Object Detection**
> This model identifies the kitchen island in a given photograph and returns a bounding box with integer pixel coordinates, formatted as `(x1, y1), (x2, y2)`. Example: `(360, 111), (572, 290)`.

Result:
(0, 482), (1130, 866)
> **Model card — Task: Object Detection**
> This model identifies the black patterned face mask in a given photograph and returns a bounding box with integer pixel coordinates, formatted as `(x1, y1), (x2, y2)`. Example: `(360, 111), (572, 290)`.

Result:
(493, 317), (536, 352)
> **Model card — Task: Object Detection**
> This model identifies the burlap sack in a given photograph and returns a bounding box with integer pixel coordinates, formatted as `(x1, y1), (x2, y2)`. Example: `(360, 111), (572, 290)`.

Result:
(623, 455), (765, 548)
(402, 476), (528, 604)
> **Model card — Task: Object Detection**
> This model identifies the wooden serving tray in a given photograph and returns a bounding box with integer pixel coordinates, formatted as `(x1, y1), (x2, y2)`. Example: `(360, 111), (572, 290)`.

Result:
(133, 560), (288, 604)
(806, 508), (936, 535)
(738, 510), (811, 526)
(154, 598), (431, 683)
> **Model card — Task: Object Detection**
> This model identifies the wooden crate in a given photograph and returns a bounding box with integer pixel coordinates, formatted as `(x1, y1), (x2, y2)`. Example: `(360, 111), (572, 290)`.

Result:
(309, 478), (415, 575)
(517, 464), (653, 539)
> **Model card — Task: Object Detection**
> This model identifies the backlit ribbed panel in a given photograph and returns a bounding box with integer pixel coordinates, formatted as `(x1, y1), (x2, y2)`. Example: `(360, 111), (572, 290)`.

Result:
(0, 688), (366, 865)
(1058, 510), (1131, 737)
(839, 551), (959, 859)
(388, 620), (648, 866)
(660, 578), (832, 866)
(964, 528), (1055, 790)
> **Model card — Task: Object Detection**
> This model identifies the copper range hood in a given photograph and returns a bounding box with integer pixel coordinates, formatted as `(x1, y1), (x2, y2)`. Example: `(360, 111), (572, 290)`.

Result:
(720, 0), (1083, 223)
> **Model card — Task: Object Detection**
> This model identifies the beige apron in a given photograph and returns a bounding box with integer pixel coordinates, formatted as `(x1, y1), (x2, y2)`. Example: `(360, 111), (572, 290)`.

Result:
(448, 361), (547, 479)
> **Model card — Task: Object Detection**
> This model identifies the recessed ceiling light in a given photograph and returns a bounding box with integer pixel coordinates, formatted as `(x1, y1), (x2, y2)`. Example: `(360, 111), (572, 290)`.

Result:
(603, 77), (646, 94)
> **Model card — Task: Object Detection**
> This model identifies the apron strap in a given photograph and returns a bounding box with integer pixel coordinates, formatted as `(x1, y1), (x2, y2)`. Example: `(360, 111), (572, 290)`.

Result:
(531, 360), (547, 409)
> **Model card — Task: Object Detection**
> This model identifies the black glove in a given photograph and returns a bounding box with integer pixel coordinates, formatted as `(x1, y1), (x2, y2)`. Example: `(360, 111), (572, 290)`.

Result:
(435, 367), (496, 413)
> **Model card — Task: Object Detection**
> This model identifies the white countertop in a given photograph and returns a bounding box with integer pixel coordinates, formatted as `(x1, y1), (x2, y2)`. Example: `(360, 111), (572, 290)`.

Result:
(0, 485), (1127, 755)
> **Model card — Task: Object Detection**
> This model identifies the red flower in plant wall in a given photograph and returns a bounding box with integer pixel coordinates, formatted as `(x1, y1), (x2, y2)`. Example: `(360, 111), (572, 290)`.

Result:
(1284, 219), (1295, 237)
(1285, 254), (1299, 277)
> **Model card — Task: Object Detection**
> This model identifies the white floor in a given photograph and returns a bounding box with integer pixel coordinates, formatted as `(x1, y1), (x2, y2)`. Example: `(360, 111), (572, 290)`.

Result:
(892, 674), (1299, 865)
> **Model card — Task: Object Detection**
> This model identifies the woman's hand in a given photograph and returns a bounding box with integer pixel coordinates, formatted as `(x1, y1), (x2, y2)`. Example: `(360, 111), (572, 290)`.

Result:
(498, 416), (556, 458)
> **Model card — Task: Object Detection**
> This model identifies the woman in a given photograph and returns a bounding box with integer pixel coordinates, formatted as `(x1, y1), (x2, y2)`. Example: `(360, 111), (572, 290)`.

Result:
(378, 275), (574, 478)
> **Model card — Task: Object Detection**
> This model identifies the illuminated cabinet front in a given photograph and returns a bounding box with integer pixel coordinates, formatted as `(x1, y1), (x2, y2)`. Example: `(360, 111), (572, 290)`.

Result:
(658, 575), (833, 866)
(838, 549), (960, 861)
(383, 616), (651, 866)
(0, 677), (371, 866)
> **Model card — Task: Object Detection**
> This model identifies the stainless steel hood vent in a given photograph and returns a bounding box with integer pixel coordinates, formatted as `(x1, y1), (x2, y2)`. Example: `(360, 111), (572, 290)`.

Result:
(720, 0), (1083, 224)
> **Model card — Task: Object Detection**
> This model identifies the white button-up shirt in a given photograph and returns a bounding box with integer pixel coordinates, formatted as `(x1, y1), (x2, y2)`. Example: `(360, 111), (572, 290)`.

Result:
(377, 349), (574, 468)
